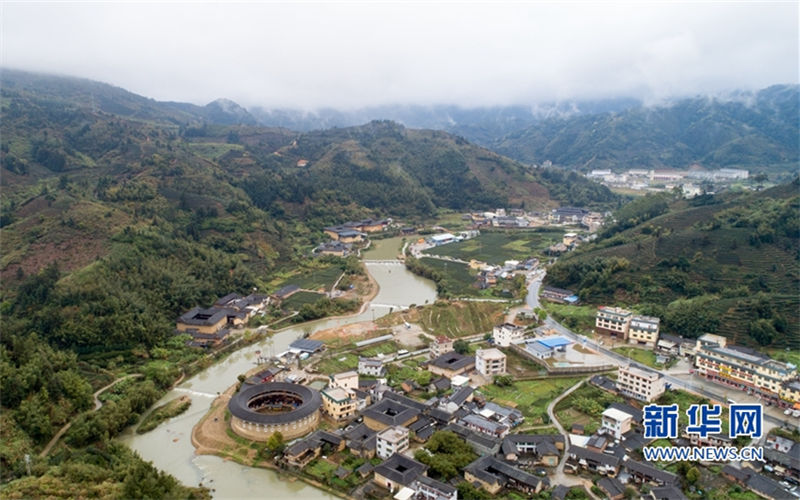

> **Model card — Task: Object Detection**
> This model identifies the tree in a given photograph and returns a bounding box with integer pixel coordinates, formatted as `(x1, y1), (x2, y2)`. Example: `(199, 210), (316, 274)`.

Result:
(685, 466), (700, 484)
(493, 375), (513, 387)
(415, 431), (477, 480)
(457, 481), (491, 500)
(453, 340), (470, 355)
(266, 431), (285, 456)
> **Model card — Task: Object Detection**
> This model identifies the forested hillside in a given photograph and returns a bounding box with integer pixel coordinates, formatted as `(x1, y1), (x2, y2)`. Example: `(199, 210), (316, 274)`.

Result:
(545, 181), (800, 349)
(0, 70), (617, 494)
(491, 85), (800, 177)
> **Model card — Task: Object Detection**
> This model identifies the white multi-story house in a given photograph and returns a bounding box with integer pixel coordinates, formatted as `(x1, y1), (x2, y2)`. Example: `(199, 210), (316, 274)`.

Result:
(376, 426), (410, 459)
(358, 357), (386, 377)
(601, 407), (633, 440)
(493, 323), (524, 347)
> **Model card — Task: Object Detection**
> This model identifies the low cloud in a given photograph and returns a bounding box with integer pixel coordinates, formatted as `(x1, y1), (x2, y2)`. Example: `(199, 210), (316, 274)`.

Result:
(2, 2), (797, 109)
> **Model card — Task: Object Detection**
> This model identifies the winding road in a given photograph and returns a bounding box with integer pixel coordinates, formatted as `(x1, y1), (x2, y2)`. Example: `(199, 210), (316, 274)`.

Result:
(40, 373), (143, 457)
(527, 272), (794, 429)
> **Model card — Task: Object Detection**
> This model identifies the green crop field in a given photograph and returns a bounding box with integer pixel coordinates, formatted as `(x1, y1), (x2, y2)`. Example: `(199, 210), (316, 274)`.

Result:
(281, 291), (326, 311)
(478, 377), (583, 425)
(426, 230), (563, 265)
(554, 383), (624, 435)
(419, 257), (482, 297)
(273, 265), (343, 292)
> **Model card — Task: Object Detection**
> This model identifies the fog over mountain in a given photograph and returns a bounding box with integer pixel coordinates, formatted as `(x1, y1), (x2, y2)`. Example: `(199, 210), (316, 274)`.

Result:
(3, 3), (797, 109)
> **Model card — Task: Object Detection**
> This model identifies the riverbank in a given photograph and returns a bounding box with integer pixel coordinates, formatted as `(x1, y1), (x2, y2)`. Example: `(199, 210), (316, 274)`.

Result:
(191, 379), (348, 499)
(119, 260), (436, 499)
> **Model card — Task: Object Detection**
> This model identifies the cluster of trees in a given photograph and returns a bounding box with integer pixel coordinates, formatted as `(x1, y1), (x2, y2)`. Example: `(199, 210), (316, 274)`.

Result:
(536, 168), (620, 209)
(546, 256), (630, 301)
(600, 192), (671, 238)
(293, 297), (361, 322)
(0, 441), (206, 499)
(413, 431), (477, 480)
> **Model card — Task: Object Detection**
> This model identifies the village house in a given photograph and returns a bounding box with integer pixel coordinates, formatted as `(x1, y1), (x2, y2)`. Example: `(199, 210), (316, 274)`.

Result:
(284, 430), (344, 468)
(320, 387), (357, 421)
(177, 307), (228, 334)
(361, 398), (420, 431)
(568, 446), (621, 476)
(314, 240), (352, 257)
(411, 475), (458, 500)
(358, 357), (386, 377)
(376, 425), (410, 459)
(428, 352), (475, 378)
(459, 413), (510, 439)
(475, 348), (507, 376)
(628, 315), (660, 346)
(616, 365), (666, 402)
(329, 371), (358, 391)
(595, 306), (633, 339)
(344, 423), (377, 458)
(464, 455), (545, 495)
(429, 335), (454, 359)
(694, 333), (798, 404)
(323, 225), (364, 243)
(541, 286), (580, 305)
(601, 407), (633, 440)
(624, 460), (678, 486)
(721, 465), (793, 499)
(598, 477), (626, 500)
(372, 453), (427, 493)
(500, 434), (565, 466)
(272, 284), (301, 302)
(492, 323), (525, 347)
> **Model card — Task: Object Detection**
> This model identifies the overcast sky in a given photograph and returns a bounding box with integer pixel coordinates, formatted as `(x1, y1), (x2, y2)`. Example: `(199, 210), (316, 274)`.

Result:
(2, 2), (798, 109)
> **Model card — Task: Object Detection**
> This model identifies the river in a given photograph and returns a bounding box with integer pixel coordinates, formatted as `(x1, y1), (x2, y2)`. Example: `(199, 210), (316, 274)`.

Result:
(118, 262), (437, 499)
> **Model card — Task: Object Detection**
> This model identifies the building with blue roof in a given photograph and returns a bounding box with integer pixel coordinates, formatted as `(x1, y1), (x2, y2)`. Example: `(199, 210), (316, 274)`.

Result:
(536, 336), (572, 349)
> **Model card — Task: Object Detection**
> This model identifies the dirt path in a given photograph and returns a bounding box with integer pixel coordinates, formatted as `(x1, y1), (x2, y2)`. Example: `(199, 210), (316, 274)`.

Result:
(544, 377), (600, 499)
(40, 373), (143, 458)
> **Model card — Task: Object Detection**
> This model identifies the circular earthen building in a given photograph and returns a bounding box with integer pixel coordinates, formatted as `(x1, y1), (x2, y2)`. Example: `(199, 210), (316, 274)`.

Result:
(228, 382), (321, 441)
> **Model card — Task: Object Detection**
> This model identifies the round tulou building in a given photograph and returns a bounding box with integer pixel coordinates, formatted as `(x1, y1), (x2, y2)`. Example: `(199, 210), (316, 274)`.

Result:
(228, 382), (321, 441)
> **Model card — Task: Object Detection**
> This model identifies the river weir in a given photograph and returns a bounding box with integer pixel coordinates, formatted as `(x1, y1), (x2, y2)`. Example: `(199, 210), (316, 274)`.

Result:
(118, 262), (436, 499)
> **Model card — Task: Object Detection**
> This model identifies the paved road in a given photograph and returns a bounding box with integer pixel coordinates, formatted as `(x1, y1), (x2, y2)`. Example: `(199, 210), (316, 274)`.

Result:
(529, 273), (796, 429)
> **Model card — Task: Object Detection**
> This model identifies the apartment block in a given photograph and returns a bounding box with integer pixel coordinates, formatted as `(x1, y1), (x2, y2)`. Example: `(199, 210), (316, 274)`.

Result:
(694, 334), (797, 403)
